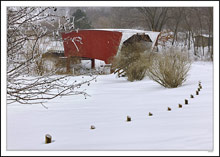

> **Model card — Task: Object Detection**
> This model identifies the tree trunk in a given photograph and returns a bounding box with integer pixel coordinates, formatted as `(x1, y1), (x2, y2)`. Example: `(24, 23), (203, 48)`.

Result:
(188, 31), (191, 50)
(191, 32), (196, 56)
(185, 32), (188, 47)
(208, 28), (211, 53)
(202, 36), (204, 57)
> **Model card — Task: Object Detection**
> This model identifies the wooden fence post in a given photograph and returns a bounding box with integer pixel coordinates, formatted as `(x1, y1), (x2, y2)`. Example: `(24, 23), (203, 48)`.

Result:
(127, 116), (131, 122)
(90, 125), (96, 129)
(45, 134), (52, 144)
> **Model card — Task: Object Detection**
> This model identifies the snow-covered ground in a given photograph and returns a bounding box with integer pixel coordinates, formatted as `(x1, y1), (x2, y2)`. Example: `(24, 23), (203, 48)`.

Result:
(7, 61), (213, 151)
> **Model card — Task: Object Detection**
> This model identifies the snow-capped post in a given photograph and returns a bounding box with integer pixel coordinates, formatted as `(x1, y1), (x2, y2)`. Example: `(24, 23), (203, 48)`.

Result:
(90, 125), (95, 129)
(127, 116), (131, 122)
(45, 134), (52, 144)
(167, 107), (171, 111)
(185, 99), (188, 104)
(199, 81), (202, 89)
(178, 104), (182, 108)
(198, 88), (200, 91)
(149, 112), (153, 116)
(196, 91), (199, 95)
(190, 94), (194, 98)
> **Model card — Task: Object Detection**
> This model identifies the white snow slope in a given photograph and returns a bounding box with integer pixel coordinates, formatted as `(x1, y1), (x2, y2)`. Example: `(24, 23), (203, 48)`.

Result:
(7, 61), (213, 151)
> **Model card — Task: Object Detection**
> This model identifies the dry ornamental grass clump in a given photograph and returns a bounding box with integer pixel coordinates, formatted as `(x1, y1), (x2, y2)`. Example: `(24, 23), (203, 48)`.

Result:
(146, 48), (191, 88)
(112, 42), (153, 81)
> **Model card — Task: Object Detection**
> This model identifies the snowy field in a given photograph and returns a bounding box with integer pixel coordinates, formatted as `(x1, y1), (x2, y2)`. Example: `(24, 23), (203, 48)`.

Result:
(7, 61), (213, 151)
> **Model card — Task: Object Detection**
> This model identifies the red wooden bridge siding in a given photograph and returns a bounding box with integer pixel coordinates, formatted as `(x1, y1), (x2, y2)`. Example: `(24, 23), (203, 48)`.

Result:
(61, 30), (123, 64)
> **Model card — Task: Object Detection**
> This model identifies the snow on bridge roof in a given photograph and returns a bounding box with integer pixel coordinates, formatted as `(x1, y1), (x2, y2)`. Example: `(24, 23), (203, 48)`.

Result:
(91, 29), (160, 42)
(46, 29), (160, 56)
(61, 29), (161, 63)
(79, 29), (161, 51)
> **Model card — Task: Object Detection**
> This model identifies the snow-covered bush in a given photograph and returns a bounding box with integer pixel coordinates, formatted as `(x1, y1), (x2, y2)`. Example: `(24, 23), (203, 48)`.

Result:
(112, 42), (152, 81)
(146, 48), (191, 88)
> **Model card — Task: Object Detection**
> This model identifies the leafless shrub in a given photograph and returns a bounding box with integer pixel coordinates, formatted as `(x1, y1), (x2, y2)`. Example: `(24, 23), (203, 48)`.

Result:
(25, 39), (47, 76)
(54, 57), (81, 75)
(126, 53), (150, 81)
(146, 48), (191, 88)
(112, 42), (152, 81)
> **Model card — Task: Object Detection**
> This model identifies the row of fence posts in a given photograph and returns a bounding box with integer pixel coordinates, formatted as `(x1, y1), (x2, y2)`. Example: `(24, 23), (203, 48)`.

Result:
(125, 81), (202, 121)
(45, 81), (203, 144)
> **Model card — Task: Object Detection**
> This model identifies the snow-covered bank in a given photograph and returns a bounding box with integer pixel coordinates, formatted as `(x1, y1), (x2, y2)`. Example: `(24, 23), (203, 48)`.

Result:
(7, 61), (213, 150)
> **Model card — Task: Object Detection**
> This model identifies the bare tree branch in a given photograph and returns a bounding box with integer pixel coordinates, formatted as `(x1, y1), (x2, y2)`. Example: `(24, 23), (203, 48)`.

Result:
(7, 7), (96, 105)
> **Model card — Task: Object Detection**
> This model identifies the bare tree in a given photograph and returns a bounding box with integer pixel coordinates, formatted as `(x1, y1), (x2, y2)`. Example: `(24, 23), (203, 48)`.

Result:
(195, 8), (205, 56)
(7, 7), (96, 106)
(170, 8), (184, 45)
(205, 7), (213, 60)
(138, 7), (170, 31)
(182, 8), (197, 56)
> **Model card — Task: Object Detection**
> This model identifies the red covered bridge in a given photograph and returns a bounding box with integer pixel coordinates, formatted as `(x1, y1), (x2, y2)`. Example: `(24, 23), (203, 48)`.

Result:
(61, 29), (160, 68)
